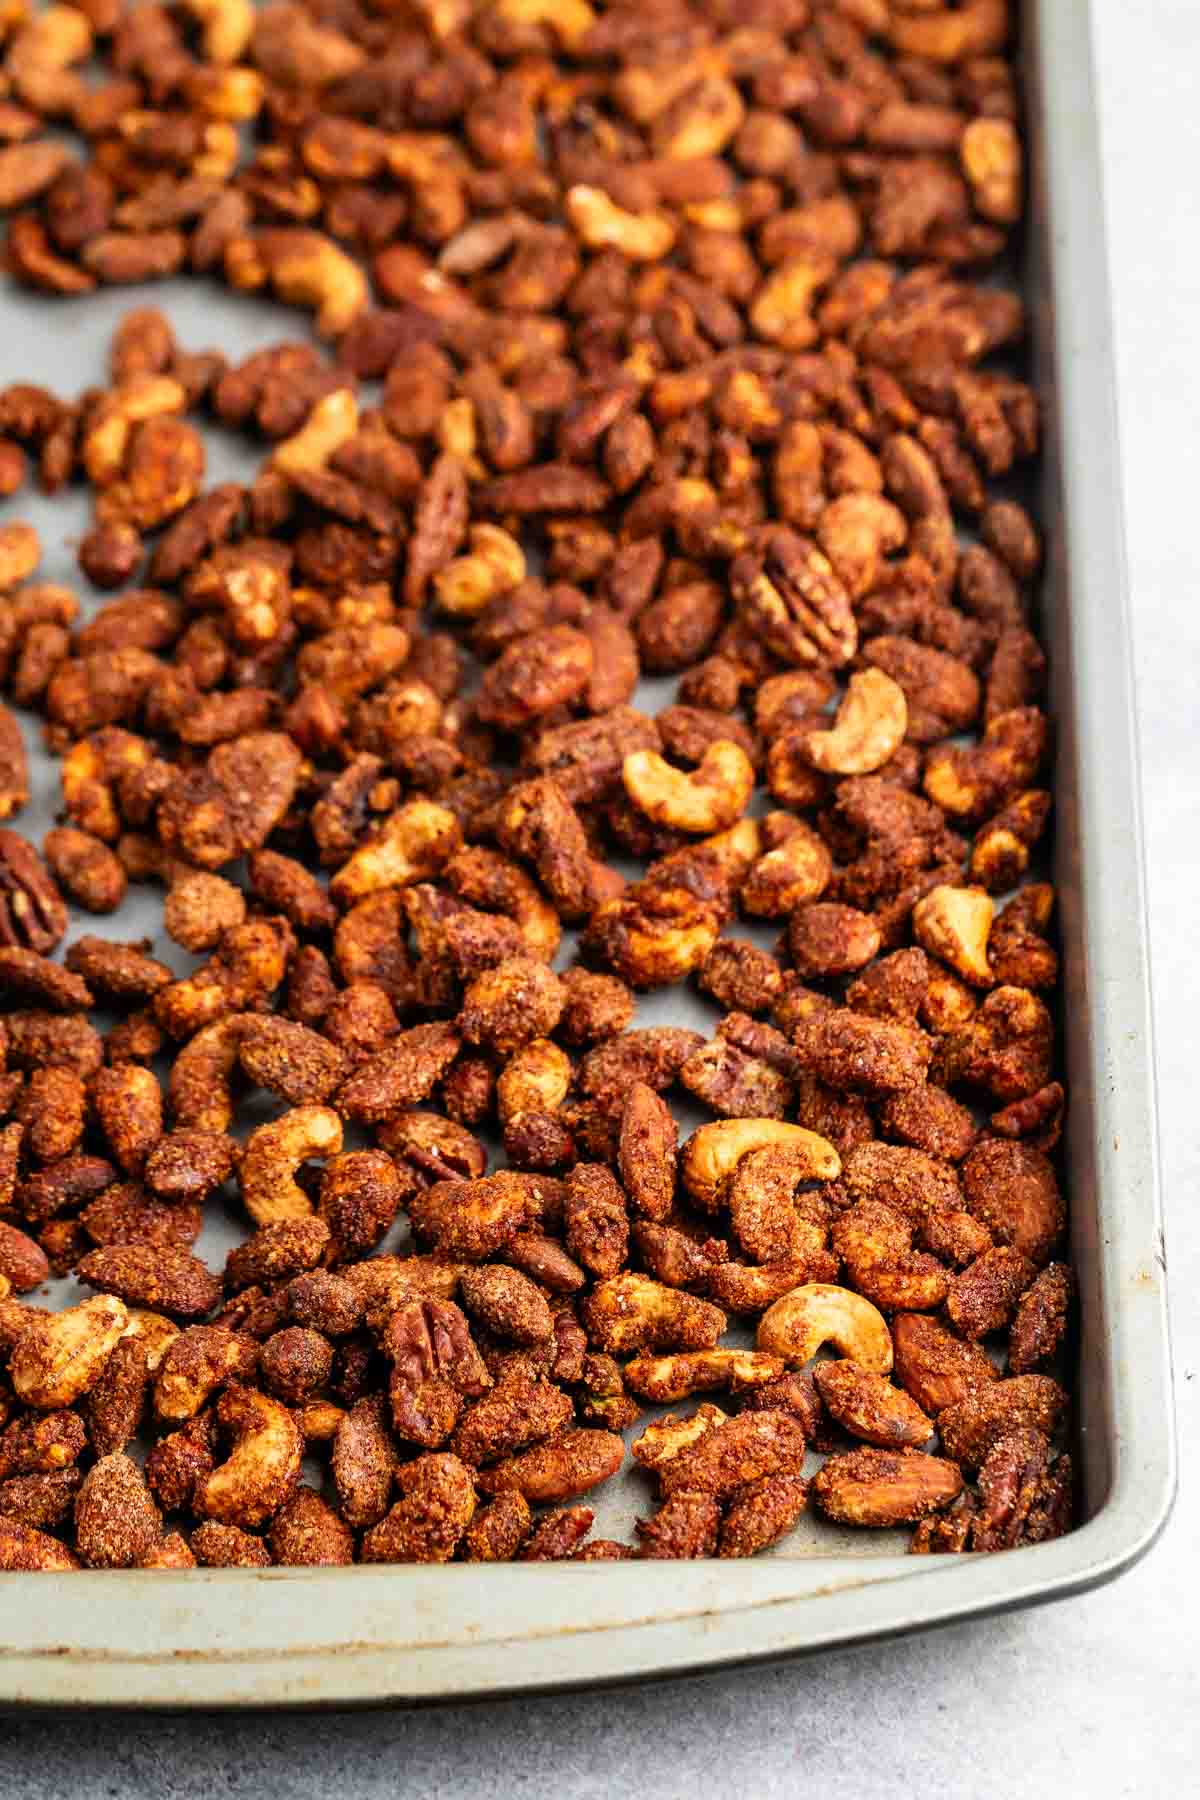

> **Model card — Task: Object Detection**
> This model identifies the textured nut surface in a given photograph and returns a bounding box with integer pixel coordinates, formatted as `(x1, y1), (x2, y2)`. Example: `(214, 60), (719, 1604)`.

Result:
(757, 1285), (894, 1373)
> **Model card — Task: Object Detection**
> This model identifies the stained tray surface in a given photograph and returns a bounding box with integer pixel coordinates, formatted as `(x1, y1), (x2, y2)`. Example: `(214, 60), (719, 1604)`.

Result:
(0, 0), (1174, 1706)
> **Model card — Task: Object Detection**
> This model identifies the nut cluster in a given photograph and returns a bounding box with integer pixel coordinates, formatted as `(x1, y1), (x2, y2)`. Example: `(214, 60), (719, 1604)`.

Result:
(0, 0), (1074, 1573)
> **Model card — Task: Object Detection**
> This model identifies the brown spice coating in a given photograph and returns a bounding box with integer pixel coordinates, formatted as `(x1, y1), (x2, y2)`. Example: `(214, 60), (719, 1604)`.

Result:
(618, 1082), (678, 1223)
(462, 1489), (532, 1563)
(658, 1411), (808, 1502)
(238, 1016), (347, 1105)
(476, 1427), (624, 1504)
(1008, 1262), (1074, 1374)
(811, 1448), (964, 1527)
(225, 1219), (330, 1294)
(74, 1451), (161, 1568)
(892, 1313), (998, 1416)
(78, 1244), (220, 1320)
(946, 1246), (1037, 1341)
(961, 1137), (1065, 1265)
(42, 827), (126, 913)
(459, 1266), (553, 1346)
(361, 1452), (476, 1564)
(937, 1376), (1068, 1472)
(191, 1521), (272, 1568)
(718, 1473), (810, 1558)
(814, 1360), (933, 1450)
(269, 1485), (355, 1567)
(0, 1466), (82, 1531)
(64, 938), (172, 1006)
(636, 1492), (721, 1560)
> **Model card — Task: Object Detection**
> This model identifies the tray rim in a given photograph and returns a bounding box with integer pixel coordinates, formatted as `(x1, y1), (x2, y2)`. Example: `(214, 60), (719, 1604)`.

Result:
(0, 0), (1176, 1709)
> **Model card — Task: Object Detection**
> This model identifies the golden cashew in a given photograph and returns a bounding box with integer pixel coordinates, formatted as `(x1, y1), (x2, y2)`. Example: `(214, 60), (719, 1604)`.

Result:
(255, 229), (369, 338)
(491, 0), (596, 48)
(496, 1038), (572, 1124)
(742, 820), (832, 917)
(888, 0), (1008, 63)
(622, 740), (754, 834)
(750, 256), (834, 350)
(816, 493), (908, 600)
(960, 117), (1022, 225)
(623, 1349), (786, 1403)
(580, 1273), (727, 1354)
(168, 1013), (253, 1133)
(654, 75), (745, 159)
(83, 375), (187, 485)
(9, 1293), (128, 1409)
(433, 525), (526, 617)
(122, 1310), (181, 1374)
(272, 388), (358, 477)
(803, 668), (908, 775)
(330, 800), (462, 906)
(631, 1403), (727, 1470)
(191, 66), (265, 120)
(681, 1118), (841, 1212)
(180, 0), (255, 63)
(194, 1383), (303, 1527)
(446, 848), (561, 962)
(566, 185), (677, 262)
(756, 1283), (893, 1373)
(913, 883), (995, 986)
(240, 1105), (343, 1226)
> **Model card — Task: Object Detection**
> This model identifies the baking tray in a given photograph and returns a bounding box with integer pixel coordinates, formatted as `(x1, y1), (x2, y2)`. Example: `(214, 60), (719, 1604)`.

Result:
(0, 0), (1176, 1707)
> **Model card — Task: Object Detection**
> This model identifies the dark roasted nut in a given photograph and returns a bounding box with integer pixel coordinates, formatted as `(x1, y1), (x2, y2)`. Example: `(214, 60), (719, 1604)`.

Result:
(0, 831), (67, 952)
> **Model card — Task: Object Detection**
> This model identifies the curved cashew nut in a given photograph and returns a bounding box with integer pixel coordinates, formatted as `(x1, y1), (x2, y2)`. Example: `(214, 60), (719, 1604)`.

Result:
(750, 255), (833, 350)
(566, 185), (676, 261)
(446, 848), (561, 962)
(816, 493), (907, 601)
(433, 525), (526, 617)
(181, 0), (255, 63)
(756, 1283), (893, 1372)
(622, 741), (755, 833)
(194, 1384), (303, 1527)
(804, 668), (908, 776)
(240, 1105), (343, 1226)
(168, 1013), (254, 1133)
(742, 821), (832, 917)
(681, 1119), (841, 1212)
(913, 883), (995, 986)
(330, 800), (462, 906)
(10, 1294), (128, 1408)
(272, 387), (358, 478)
(623, 1349), (785, 1403)
(122, 1309), (181, 1374)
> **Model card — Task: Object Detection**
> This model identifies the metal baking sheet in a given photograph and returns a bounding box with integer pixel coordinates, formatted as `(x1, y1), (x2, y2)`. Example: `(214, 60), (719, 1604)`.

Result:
(0, 0), (1176, 1707)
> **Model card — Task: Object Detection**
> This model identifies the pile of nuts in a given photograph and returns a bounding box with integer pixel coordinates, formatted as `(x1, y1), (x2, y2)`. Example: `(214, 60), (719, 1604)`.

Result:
(0, 0), (1075, 1573)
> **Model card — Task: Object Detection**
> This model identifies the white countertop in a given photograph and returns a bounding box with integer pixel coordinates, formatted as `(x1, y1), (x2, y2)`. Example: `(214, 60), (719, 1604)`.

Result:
(1, 2), (1196, 1790)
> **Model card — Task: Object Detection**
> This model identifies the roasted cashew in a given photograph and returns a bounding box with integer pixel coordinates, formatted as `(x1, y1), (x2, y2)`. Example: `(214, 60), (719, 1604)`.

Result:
(168, 1013), (253, 1133)
(566, 186), (676, 261)
(816, 493), (907, 601)
(433, 525), (525, 617)
(83, 375), (187, 486)
(622, 740), (754, 834)
(742, 820), (832, 917)
(180, 0), (255, 63)
(913, 883), (995, 986)
(756, 1283), (893, 1373)
(194, 1383), (303, 1527)
(272, 387), (358, 477)
(803, 668), (908, 776)
(623, 1349), (785, 1403)
(330, 800), (462, 906)
(240, 1105), (343, 1226)
(681, 1118), (841, 1212)
(9, 1294), (128, 1408)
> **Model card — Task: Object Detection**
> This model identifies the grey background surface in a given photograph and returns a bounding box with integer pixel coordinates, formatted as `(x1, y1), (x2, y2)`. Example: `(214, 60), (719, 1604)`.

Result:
(1, 0), (1197, 1792)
